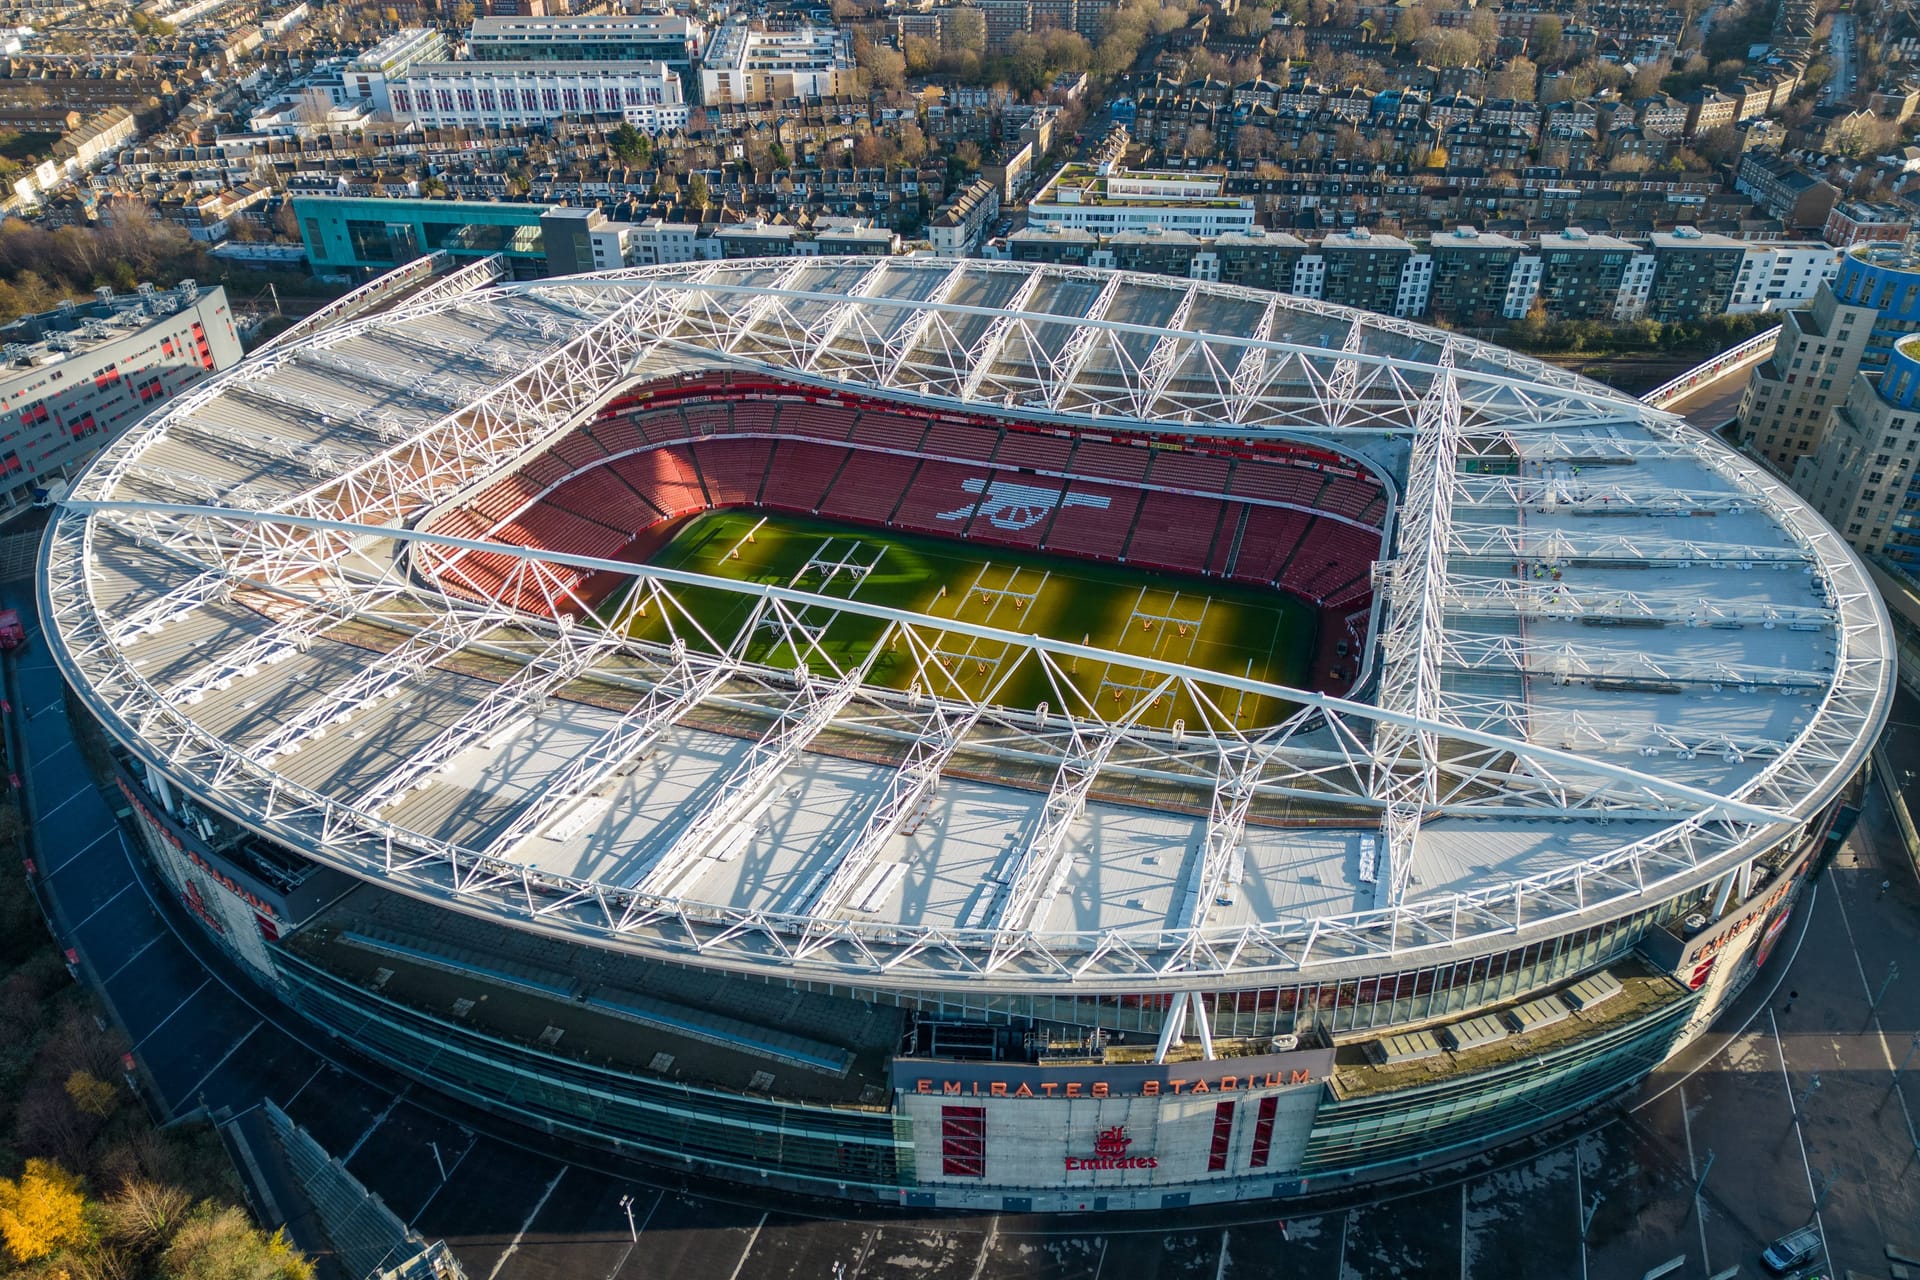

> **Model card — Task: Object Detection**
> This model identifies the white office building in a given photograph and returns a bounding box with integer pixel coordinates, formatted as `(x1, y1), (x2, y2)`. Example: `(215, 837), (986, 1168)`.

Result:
(388, 61), (688, 132)
(344, 28), (449, 112)
(699, 20), (856, 104)
(1026, 165), (1259, 238)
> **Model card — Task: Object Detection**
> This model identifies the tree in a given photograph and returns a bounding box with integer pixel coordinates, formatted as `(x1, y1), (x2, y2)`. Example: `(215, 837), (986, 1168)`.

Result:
(163, 1205), (313, 1280)
(1824, 112), (1899, 158)
(1393, 3), (1432, 45)
(1182, 125), (1216, 155)
(1417, 28), (1482, 68)
(0, 1159), (89, 1263)
(64, 1070), (118, 1118)
(99, 1180), (193, 1255)
(1532, 15), (1564, 65)
(904, 34), (936, 75)
(854, 35), (907, 92)
(685, 171), (711, 215)
(608, 122), (649, 166)
(1491, 56), (1539, 101)
(1691, 124), (1742, 166)
(1467, 8), (1501, 61)
(1629, 57), (1671, 99)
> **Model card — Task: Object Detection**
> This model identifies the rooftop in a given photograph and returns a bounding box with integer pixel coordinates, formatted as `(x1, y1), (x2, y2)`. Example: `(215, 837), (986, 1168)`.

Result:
(44, 259), (1893, 991)
(0, 280), (210, 371)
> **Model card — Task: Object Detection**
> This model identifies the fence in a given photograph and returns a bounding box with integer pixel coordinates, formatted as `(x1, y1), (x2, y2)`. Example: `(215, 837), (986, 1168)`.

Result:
(1640, 326), (1781, 410)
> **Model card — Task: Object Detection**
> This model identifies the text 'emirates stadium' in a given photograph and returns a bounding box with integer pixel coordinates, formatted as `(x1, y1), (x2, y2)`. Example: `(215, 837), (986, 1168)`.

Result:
(40, 258), (1895, 1212)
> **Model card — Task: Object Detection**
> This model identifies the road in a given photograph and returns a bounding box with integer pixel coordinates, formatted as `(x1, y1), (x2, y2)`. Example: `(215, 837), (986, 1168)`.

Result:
(1826, 12), (1857, 105)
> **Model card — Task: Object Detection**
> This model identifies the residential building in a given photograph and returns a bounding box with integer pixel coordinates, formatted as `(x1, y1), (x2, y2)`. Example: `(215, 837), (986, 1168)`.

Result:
(931, 178), (1000, 256)
(1793, 338), (1920, 566)
(699, 20), (857, 105)
(1529, 227), (1639, 322)
(1736, 281), (1875, 471)
(1212, 227), (1309, 293)
(539, 205), (631, 275)
(1734, 153), (1840, 234)
(0, 283), (240, 509)
(1613, 250), (1661, 321)
(624, 217), (712, 265)
(388, 62), (688, 132)
(1643, 228), (1746, 323)
(1313, 229), (1414, 315)
(52, 107), (136, 175)
(1678, 85), (1737, 136)
(1026, 165), (1258, 238)
(1727, 242), (1841, 314)
(977, 0), (1031, 53)
(1425, 226), (1527, 328)
(1823, 200), (1913, 249)
(1829, 243), (1920, 374)
(344, 28), (449, 111)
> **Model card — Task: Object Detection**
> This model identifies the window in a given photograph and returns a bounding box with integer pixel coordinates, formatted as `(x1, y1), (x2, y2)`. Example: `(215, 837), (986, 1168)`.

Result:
(1207, 1101), (1236, 1172)
(940, 1106), (986, 1178)
(1249, 1095), (1279, 1168)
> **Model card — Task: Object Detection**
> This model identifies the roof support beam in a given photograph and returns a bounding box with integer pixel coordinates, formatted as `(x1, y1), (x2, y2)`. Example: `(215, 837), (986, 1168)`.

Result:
(793, 700), (983, 938)
(480, 647), (732, 859)
(882, 261), (970, 387)
(798, 259), (895, 374)
(625, 625), (889, 908)
(1225, 297), (1281, 424)
(1320, 315), (1369, 430)
(226, 606), (507, 781)
(1441, 574), (1835, 627)
(1454, 474), (1759, 511)
(159, 587), (397, 710)
(354, 623), (625, 815)
(721, 259), (815, 355)
(1134, 284), (1201, 417)
(1371, 358), (1461, 907)
(956, 268), (1048, 404)
(1170, 744), (1266, 955)
(1043, 275), (1125, 411)
(1448, 524), (1811, 565)
(1438, 634), (1830, 689)
(983, 707), (1142, 945)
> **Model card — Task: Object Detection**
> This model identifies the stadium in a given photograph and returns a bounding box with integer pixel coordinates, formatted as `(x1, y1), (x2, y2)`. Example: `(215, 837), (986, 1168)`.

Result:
(40, 258), (1895, 1211)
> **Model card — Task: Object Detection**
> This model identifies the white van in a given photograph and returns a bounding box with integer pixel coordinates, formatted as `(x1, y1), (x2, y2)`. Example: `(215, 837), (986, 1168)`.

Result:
(1759, 1224), (1821, 1273)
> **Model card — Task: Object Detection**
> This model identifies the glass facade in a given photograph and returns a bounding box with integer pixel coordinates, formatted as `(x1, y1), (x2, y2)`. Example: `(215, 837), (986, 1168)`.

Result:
(799, 896), (1681, 1042)
(1299, 992), (1696, 1174)
(276, 953), (915, 1193)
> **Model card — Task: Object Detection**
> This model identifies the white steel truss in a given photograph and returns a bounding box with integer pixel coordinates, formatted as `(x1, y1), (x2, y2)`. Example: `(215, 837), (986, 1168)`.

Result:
(354, 622), (626, 815)
(1370, 355), (1461, 906)
(36, 258), (1896, 992)
(625, 617), (887, 909)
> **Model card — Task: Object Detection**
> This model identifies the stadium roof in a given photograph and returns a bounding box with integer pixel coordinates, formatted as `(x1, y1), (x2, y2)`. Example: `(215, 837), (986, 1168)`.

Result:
(42, 257), (1895, 991)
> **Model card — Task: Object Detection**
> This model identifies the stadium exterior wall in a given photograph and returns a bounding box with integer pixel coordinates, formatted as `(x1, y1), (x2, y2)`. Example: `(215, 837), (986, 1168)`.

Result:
(111, 748), (1832, 1211)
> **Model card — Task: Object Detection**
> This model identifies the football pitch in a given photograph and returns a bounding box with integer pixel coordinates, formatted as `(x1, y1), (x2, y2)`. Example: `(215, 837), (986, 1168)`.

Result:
(625, 511), (1317, 730)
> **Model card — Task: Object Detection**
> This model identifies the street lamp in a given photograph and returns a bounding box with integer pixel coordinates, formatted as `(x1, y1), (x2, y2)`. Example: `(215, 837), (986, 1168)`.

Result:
(618, 1193), (637, 1243)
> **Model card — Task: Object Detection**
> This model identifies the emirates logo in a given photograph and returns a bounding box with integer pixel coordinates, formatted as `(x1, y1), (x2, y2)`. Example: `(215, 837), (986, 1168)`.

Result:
(1066, 1124), (1158, 1172)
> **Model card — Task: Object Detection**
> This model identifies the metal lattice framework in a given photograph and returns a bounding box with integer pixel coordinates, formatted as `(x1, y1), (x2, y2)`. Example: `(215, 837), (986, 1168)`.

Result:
(39, 258), (1896, 995)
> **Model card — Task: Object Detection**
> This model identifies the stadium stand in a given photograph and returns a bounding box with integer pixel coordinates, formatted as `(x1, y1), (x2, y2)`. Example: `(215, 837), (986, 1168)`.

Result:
(420, 386), (1390, 692)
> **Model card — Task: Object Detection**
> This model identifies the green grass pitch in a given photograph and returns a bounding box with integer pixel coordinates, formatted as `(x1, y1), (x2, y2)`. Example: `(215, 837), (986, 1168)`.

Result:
(624, 511), (1317, 731)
